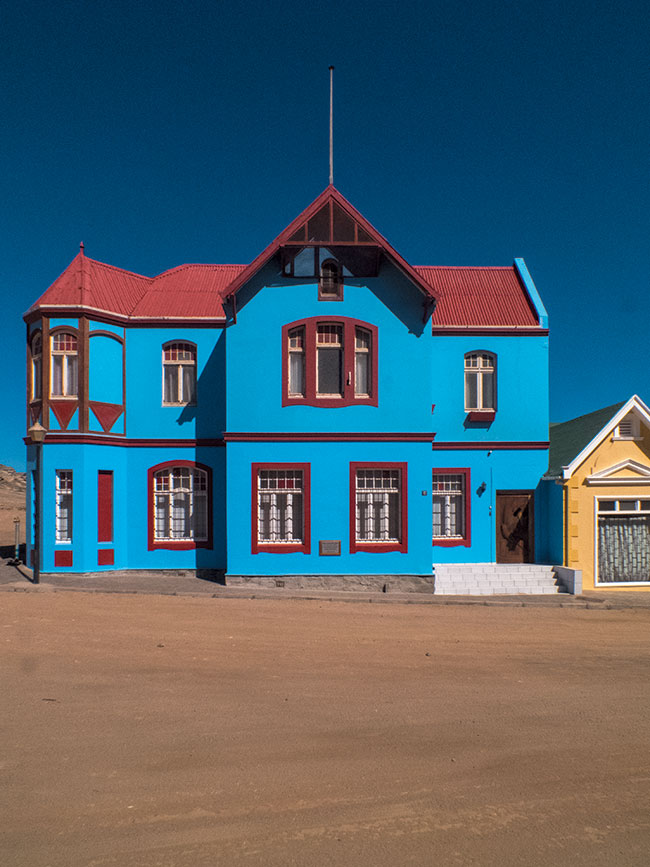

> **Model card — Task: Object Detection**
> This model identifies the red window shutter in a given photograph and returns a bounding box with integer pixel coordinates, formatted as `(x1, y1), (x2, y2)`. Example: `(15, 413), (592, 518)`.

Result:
(98, 471), (113, 542)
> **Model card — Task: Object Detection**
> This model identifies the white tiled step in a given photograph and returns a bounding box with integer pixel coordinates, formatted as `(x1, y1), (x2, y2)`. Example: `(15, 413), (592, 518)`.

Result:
(433, 564), (565, 595)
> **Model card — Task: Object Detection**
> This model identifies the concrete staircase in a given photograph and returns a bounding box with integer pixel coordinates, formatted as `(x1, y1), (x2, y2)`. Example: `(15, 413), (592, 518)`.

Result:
(433, 563), (566, 595)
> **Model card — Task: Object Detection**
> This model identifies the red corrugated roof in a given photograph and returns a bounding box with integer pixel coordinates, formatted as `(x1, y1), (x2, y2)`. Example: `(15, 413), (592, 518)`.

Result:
(416, 266), (539, 328)
(26, 254), (245, 322)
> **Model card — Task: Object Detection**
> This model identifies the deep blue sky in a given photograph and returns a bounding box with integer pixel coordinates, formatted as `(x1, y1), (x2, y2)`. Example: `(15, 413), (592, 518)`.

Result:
(2, 0), (648, 470)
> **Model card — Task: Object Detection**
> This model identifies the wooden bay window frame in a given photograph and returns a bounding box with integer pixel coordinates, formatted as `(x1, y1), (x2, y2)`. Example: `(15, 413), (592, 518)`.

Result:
(432, 468), (471, 547)
(349, 462), (408, 554)
(50, 327), (79, 398)
(251, 463), (311, 554)
(282, 317), (378, 407)
(147, 460), (213, 551)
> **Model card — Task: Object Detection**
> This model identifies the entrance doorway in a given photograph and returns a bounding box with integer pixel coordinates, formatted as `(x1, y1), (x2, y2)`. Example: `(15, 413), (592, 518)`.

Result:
(496, 491), (534, 563)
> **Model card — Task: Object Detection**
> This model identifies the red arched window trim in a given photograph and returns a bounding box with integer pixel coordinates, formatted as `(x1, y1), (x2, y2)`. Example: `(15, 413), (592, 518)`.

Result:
(147, 460), (213, 551)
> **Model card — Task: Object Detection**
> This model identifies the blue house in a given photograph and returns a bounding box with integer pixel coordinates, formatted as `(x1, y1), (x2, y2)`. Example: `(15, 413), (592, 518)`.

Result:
(25, 187), (550, 587)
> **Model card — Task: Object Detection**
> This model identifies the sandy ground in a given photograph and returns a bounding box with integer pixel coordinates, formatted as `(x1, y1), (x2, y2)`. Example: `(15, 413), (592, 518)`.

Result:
(0, 487), (26, 549)
(2, 594), (650, 867)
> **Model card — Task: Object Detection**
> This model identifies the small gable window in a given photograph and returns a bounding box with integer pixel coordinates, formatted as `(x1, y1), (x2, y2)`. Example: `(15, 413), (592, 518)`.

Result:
(319, 259), (343, 300)
(613, 415), (641, 440)
(31, 333), (42, 401)
(282, 317), (378, 407)
(464, 352), (496, 412)
(51, 332), (78, 397)
(163, 342), (196, 405)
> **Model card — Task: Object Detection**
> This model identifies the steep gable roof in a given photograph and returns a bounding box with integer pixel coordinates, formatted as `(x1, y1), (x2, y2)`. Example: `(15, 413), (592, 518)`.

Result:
(547, 395), (650, 478)
(223, 185), (438, 304)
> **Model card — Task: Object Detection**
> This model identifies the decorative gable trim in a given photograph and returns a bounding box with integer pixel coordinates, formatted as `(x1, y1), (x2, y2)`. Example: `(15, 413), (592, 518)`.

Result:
(223, 185), (438, 306)
(585, 459), (650, 485)
(563, 395), (650, 480)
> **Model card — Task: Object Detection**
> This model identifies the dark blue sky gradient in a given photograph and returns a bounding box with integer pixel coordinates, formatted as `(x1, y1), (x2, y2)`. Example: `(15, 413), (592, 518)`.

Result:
(2, 0), (648, 469)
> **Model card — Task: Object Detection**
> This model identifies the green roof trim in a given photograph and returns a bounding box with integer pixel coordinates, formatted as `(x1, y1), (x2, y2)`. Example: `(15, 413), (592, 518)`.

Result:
(547, 402), (626, 477)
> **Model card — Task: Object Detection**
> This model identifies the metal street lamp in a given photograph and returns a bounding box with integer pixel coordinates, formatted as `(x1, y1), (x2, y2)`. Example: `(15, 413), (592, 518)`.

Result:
(28, 423), (46, 584)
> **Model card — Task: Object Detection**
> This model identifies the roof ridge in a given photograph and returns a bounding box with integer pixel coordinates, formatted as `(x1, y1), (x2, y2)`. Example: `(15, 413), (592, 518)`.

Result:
(153, 263), (246, 279)
(414, 265), (514, 271)
(85, 257), (153, 282)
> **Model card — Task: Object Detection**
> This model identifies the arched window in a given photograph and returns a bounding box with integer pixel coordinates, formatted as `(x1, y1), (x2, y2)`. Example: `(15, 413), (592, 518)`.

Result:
(150, 463), (210, 546)
(464, 352), (496, 411)
(51, 332), (78, 397)
(319, 259), (343, 300)
(162, 342), (196, 405)
(31, 333), (42, 401)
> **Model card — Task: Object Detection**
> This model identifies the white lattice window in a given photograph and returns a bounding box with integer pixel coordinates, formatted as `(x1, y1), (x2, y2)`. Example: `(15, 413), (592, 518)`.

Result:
(432, 473), (466, 539)
(464, 352), (495, 411)
(153, 466), (207, 541)
(355, 469), (401, 542)
(163, 342), (196, 405)
(31, 333), (42, 401)
(51, 332), (78, 397)
(257, 470), (304, 543)
(55, 470), (73, 542)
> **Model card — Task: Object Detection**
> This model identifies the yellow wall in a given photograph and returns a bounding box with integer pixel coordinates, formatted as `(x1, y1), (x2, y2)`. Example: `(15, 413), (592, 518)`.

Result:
(564, 426), (650, 590)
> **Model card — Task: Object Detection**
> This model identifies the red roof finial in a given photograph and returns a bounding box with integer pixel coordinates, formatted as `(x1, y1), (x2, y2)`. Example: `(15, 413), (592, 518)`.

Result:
(80, 241), (85, 255)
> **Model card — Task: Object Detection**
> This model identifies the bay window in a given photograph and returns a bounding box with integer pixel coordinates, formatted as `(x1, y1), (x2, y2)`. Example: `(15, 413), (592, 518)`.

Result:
(31, 332), (42, 401)
(282, 317), (378, 407)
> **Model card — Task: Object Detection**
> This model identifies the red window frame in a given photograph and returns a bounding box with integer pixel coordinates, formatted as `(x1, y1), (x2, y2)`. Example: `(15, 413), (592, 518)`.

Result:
(432, 467), (471, 547)
(251, 463), (311, 554)
(349, 462), (408, 554)
(147, 460), (213, 551)
(282, 317), (378, 407)
(97, 470), (113, 542)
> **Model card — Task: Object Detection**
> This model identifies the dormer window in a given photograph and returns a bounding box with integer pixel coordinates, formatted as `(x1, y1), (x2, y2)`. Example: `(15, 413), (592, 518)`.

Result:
(613, 415), (641, 440)
(51, 332), (78, 397)
(319, 259), (343, 300)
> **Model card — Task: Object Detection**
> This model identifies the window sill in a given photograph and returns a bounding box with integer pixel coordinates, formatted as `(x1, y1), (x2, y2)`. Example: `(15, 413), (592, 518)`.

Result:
(253, 543), (310, 554)
(284, 396), (377, 408)
(162, 402), (196, 408)
(466, 410), (495, 422)
(149, 539), (211, 551)
(433, 537), (471, 547)
(351, 541), (407, 554)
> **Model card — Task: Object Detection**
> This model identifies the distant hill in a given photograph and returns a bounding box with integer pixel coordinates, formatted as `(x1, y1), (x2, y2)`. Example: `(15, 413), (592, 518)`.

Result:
(0, 464), (26, 548)
(0, 464), (26, 495)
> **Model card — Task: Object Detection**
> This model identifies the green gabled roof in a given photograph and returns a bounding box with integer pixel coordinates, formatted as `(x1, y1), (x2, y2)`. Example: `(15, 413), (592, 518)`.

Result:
(547, 402), (626, 477)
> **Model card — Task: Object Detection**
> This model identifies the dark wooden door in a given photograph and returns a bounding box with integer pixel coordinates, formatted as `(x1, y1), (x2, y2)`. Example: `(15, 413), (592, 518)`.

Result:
(496, 491), (534, 563)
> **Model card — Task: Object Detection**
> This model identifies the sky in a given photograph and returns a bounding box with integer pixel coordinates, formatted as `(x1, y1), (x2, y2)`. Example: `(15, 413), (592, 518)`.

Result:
(1, 0), (648, 470)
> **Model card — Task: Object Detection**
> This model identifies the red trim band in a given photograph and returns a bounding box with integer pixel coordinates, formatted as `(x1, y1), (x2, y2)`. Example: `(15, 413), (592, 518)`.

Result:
(226, 432), (434, 442)
(24, 435), (225, 447)
(433, 441), (549, 450)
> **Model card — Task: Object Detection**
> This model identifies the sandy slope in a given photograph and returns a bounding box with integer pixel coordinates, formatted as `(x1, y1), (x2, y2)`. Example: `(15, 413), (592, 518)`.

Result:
(0, 464), (26, 547)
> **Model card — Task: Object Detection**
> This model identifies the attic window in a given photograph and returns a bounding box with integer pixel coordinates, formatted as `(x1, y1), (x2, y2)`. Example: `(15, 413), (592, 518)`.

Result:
(319, 259), (343, 300)
(613, 415), (641, 440)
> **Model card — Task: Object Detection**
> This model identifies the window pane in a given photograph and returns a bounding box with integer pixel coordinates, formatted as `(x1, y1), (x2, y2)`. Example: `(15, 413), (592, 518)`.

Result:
(481, 370), (495, 409)
(193, 493), (207, 539)
(52, 355), (63, 396)
(163, 365), (178, 402)
(317, 347), (342, 395)
(599, 501), (616, 511)
(154, 494), (169, 539)
(355, 352), (369, 395)
(465, 372), (478, 409)
(33, 358), (42, 400)
(66, 356), (78, 396)
(182, 365), (196, 403)
(171, 493), (190, 538)
(619, 501), (637, 511)
(289, 352), (305, 396)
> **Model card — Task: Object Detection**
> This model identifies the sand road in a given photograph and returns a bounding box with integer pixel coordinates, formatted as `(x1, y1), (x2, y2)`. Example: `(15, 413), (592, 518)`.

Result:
(2, 593), (650, 866)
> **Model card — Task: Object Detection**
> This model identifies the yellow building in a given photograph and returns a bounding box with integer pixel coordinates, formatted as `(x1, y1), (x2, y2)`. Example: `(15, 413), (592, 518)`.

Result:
(546, 395), (650, 590)
(545, 396), (650, 591)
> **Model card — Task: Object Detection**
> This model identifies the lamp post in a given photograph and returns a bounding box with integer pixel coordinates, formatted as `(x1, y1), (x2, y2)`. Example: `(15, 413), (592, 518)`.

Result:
(28, 422), (46, 584)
